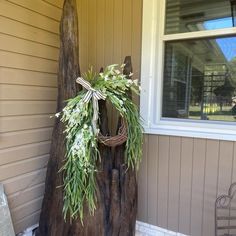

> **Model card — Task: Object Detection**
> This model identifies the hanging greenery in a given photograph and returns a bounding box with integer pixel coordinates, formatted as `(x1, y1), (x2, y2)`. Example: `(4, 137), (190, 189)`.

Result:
(56, 64), (143, 222)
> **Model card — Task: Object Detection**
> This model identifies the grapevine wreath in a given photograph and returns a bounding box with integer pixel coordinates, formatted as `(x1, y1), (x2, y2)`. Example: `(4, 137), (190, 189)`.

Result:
(56, 64), (143, 221)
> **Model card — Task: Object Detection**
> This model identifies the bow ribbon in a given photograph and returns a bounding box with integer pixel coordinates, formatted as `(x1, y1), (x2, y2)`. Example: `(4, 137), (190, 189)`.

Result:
(76, 77), (106, 134)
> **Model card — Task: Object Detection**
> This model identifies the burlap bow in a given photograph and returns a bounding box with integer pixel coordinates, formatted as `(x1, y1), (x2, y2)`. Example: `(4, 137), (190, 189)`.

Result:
(76, 77), (106, 134)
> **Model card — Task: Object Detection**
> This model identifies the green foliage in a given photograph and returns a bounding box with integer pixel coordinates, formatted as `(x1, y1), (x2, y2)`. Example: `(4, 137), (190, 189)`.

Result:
(57, 64), (143, 222)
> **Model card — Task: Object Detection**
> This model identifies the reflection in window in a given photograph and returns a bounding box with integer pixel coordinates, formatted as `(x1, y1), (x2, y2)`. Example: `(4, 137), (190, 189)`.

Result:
(165, 0), (236, 34)
(162, 36), (236, 122)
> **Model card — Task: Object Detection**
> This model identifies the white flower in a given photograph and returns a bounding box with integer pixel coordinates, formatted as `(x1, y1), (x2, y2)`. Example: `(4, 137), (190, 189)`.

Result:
(129, 72), (134, 77)
(133, 79), (139, 86)
(75, 106), (80, 113)
(127, 79), (133, 85)
(55, 112), (60, 118)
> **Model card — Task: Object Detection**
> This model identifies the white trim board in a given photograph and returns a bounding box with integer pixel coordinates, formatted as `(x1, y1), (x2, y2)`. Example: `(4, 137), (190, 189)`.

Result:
(21, 221), (187, 236)
(136, 221), (187, 236)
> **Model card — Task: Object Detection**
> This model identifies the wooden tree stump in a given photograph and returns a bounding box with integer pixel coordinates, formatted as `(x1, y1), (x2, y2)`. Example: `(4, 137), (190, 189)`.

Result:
(37, 0), (137, 235)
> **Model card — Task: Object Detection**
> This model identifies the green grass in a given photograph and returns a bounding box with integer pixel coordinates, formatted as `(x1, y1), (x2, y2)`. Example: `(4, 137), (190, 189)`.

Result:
(189, 106), (236, 122)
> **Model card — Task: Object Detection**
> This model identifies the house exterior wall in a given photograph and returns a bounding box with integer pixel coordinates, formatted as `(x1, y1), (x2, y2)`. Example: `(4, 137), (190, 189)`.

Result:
(139, 135), (236, 236)
(78, 0), (142, 77)
(79, 1), (236, 236)
(0, 0), (61, 233)
(1, 0), (235, 235)
(77, 0), (143, 130)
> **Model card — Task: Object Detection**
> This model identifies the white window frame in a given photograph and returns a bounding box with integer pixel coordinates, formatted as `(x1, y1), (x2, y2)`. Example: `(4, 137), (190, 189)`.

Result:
(140, 0), (236, 141)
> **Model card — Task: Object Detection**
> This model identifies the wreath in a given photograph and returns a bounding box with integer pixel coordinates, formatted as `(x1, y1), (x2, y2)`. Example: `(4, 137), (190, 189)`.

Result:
(56, 64), (143, 221)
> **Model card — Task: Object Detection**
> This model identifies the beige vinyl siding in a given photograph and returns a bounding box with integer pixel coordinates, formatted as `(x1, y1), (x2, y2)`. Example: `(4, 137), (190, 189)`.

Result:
(77, 0), (142, 80)
(2, 0), (235, 235)
(80, 2), (236, 235)
(0, 0), (62, 233)
(77, 0), (142, 130)
(138, 136), (236, 236)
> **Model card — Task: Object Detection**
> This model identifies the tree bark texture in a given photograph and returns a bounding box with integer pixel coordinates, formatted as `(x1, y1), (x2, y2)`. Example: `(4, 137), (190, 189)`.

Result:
(37, 0), (137, 235)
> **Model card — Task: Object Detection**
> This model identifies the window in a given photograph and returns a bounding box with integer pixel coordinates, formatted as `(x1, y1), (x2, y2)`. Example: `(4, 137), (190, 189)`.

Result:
(140, 0), (236, 140)
(163, 37), (236, 122)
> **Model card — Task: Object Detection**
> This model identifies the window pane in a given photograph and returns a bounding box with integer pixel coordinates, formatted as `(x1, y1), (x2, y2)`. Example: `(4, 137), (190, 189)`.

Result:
(165, 0), (235, 34)
(162, 36), (236, 122)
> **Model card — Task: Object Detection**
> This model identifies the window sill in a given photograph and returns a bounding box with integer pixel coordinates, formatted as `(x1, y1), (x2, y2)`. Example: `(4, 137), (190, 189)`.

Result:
(143, 120), (236, 141)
